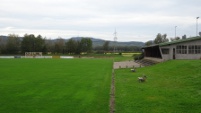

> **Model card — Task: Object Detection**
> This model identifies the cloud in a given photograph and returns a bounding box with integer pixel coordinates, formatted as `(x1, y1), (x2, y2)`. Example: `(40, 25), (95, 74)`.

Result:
(0, 0), (201, 42)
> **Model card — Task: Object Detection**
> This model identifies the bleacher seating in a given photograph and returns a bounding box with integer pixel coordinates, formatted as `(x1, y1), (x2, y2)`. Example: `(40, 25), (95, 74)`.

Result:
(135, 57), (163, 66)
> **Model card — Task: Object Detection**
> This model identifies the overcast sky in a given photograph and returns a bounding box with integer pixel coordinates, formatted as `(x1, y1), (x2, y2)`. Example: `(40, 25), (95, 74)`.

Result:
(0, 0), (201, 42)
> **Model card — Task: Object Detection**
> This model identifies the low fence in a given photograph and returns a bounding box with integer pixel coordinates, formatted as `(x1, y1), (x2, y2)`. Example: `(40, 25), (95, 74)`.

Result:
(0, 56), (15, 58)
(23, 56), (53, 58)
(60, 56), (74, 59)
(0, 56), (74, 59)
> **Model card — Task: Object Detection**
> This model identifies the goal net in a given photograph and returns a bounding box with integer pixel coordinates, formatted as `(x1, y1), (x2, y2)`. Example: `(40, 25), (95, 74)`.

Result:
(25, 52), (42, 58)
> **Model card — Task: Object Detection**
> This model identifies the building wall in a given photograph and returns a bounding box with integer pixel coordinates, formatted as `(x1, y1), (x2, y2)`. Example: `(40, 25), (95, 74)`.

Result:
(160, 40), (201, 60)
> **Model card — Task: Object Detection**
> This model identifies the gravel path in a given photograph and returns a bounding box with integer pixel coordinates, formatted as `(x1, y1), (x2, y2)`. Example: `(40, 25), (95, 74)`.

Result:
(113, 61), (141, 69)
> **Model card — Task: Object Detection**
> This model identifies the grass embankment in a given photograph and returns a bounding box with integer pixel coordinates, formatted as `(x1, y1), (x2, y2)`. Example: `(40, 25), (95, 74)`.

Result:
(115, 60), (201, 113)
(0, 59), (113, 113)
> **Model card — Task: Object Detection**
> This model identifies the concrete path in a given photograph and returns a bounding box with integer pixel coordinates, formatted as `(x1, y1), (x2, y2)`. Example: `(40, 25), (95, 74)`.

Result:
(113, 61), (141, 69)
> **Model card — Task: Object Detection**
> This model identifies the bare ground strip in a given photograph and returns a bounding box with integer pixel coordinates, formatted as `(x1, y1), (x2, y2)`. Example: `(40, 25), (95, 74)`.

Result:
(109, 69), (115, 113)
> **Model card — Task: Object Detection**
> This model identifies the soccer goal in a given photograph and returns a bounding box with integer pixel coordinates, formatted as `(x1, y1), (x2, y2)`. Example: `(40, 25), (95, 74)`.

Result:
(25, 52), (42, 58)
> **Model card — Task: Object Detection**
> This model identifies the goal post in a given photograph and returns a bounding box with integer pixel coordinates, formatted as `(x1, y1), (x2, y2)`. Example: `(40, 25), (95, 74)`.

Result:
(25, 52), (42, 58)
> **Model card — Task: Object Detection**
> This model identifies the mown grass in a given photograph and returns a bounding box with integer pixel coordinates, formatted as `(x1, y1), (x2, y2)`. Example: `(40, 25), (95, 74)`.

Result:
(77, 52), (137, 61)
(122, 52), (140, 57)
(115, 60), (201, 113)
(0, 59), (113, 113)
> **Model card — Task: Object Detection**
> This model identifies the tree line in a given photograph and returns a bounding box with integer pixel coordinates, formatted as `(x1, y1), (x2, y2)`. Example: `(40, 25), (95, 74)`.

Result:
(94, 43), (141, 54)
(0, 34), (92, 55)
(144, 33), (189, 46)
(144, 32), (201, 46)
(0, 34), (142, 55)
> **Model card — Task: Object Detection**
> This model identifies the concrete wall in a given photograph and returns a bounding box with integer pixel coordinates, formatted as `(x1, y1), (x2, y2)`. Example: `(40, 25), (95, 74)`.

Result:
(160, 40), (201, 60)
(160, 45), (174, 60)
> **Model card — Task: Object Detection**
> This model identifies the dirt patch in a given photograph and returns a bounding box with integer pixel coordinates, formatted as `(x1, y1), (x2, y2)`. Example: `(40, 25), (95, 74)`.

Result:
(109, 69), (115, 113)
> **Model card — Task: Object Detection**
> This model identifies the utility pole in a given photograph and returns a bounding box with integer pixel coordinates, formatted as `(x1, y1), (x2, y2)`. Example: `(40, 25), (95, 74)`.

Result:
(175, 26), (177, 38)
(196, 17), (199, 36)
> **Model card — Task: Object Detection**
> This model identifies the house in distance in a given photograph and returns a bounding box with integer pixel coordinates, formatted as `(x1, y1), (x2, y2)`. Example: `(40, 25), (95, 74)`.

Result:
(142, 36), (201, 61)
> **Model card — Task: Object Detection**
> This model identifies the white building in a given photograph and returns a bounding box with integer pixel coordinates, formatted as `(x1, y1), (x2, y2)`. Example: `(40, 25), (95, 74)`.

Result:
(142, 37), (201, 60)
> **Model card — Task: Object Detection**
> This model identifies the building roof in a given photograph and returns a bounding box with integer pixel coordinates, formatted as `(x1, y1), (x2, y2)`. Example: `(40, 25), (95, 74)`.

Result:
(141, 44), (159, 49)
(159, 36), (201, 46)
(142, 36), (201, 49)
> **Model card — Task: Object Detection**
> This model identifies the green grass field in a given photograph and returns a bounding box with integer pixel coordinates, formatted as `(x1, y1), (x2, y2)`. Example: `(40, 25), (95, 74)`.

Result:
(0, 59), (113, 113)
(1, 58), (201, 113)
(115, 60), (201, 113)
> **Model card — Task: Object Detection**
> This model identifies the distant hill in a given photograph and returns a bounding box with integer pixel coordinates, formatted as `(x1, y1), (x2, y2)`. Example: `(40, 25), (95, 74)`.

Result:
(0, 35), (7, 41)
(69, 37), (144, 47)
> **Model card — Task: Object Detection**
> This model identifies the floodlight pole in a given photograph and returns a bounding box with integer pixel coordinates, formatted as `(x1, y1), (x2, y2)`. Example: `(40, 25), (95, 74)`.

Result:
(175, 26), (177, 38)
(196, 17), (199, 36)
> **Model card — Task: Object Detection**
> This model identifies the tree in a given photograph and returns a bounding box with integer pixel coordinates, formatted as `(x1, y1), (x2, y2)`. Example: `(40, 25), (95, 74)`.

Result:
(103, 41), (109, 53)
(145, 40), (154, 46)
(170, 37), (180, 42)
(75, 40), (81, 54)
(0, 36), (7, 54)
(80, 38), (92, 53)
(6, 34), (21, 54)
(182, 35), (187, 39)
(21, 34), (45, 54)
(154, 33), (169, 44)
(34, 35), (45, 52)
(44, 39), (54, 54)
(65, 39), (77, 54)
(21, 34), (35, 53)
(54, 37), (65, 54)
(154, 33), (162, 44)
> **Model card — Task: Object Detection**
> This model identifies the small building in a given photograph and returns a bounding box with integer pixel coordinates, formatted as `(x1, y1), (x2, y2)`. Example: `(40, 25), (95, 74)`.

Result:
(142, 37), (201, 60)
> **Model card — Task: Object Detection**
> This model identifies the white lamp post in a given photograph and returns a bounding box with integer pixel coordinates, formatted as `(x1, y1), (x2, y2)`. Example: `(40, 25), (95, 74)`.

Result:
(175, 26), (177, 38)
(196, 17), (199, 36)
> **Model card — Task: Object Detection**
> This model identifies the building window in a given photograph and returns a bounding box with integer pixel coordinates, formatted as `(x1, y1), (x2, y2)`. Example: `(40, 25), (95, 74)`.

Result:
(188, 45), (201, 54)
(176, 45), (187, 54)
(161, 48), (169, 54)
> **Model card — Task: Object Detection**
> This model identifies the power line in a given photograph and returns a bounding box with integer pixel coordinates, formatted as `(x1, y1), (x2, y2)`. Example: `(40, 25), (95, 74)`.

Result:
(113, 29), (117, 53)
